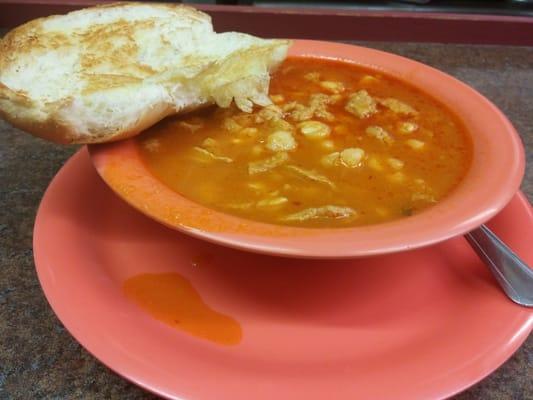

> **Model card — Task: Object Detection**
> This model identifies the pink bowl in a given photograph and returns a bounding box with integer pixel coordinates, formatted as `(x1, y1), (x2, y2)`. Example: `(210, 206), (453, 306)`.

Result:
(89, 40), (525, 258)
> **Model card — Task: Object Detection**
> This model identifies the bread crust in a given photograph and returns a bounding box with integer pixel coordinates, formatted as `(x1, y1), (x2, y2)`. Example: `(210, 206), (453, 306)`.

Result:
(0, 2), (290, 144)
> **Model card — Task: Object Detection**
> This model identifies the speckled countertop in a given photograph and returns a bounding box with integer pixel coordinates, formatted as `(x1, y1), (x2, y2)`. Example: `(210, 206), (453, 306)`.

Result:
(0, 42), (531, 399)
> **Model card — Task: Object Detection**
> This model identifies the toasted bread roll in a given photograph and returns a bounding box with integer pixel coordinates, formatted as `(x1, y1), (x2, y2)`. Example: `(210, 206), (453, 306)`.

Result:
(0, 2), (291, 143)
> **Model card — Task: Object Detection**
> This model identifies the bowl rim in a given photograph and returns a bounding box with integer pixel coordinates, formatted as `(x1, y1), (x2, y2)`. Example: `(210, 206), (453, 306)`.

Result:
(89, 39), (525, 259)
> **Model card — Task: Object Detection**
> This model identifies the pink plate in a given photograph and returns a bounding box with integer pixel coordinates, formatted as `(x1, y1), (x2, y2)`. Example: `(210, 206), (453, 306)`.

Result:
(34, 149), (532, 400)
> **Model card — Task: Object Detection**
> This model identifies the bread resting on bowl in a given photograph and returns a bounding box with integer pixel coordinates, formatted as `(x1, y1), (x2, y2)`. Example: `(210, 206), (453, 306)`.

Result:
(0, 2), (291, 144)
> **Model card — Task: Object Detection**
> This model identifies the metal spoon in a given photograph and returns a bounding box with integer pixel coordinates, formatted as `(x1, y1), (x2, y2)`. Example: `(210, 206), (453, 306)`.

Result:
(465, 225), (533, 307)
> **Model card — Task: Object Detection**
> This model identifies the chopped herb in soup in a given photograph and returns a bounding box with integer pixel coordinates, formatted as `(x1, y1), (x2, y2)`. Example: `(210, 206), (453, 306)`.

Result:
(138, 57), (472, 228)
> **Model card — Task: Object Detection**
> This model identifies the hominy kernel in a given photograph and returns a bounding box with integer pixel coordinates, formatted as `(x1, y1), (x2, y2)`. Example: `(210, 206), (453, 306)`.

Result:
(298, 121), (331, 139)
(340, 148), (365, 168)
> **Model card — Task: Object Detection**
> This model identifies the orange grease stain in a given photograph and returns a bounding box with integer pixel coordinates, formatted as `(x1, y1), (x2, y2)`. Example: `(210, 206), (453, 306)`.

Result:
(123, 273), (242, 346)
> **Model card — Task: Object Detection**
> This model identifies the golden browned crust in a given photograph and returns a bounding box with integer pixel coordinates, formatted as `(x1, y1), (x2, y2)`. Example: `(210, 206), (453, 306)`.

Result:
(0, 2), (211, 143)
(0, 2), (290, 144)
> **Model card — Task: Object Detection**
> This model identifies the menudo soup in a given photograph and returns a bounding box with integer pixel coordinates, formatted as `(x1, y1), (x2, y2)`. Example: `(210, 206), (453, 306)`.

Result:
(138, 57), (472, 228)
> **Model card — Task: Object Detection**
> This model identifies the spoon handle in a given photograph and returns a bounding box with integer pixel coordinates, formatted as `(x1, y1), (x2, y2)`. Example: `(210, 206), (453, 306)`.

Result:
(465, 225), (533, 307)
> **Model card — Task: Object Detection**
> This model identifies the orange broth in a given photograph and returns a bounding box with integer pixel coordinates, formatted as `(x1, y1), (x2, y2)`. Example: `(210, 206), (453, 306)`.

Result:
(137, 57), (472, 228)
